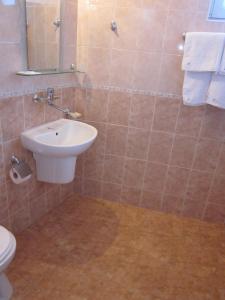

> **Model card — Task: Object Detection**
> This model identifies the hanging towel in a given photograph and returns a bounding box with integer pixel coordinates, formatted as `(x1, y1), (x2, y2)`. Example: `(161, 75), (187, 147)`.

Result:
(207, 74), (225, 109)
(182, 32), (225, 72)
(218, 47), (225, 75)
(183, 72), (212, 106)
(182, 32), (225, 106)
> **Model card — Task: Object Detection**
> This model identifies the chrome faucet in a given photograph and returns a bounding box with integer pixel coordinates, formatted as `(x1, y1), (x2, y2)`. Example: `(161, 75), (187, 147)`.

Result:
(33, 88), (59, 104)
(46, 88), (56, 104)
(33, 88), (82, 120)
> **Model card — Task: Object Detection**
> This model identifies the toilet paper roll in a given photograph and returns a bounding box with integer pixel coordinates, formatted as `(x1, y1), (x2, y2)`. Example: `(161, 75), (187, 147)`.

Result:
(9, 168), (32, 184)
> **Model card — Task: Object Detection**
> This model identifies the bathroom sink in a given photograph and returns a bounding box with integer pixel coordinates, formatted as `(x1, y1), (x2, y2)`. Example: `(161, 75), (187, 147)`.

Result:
(21, 118), (97, 157)
(21, 119), (97, 184)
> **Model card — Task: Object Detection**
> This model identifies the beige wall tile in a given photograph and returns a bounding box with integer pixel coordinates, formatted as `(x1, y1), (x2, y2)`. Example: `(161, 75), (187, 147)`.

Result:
(112, 7), (140, 50)
(84, 156), (104, 180)
(87, 47), (110, 85)
(103, 155), (125, 184)
(164, 10), (195, 55)
(126, 128), (150, 159)
(193, 138), (222, 172)
(137, 9), (167, 52)
(208, 174), (225, 205)
(105, 124), (128, 156)
(129, 94), (155, 129)
(153, 97), (180, 132)
(143, 162), (167, 192)
(109, 49), (135, 88)
(169, 0), (198, 11)
(24, 94), (45, 129)
(132, 52), (162, 91)
(159, 54), (183, 95)
(85, 89), (109, 122)
(148, 131), (173, 164)
(102, 182), (121, 202)
(142, 0), (169, 10)
(165, 166), (189, 198)
(83, 179), (102, 198)
(0, 97), (24, 142)
(170, 135), (197, 168)
(186, 170), (213, 202)
(176, 104), (205, 137)
(201, 106), (225, 140)
(107, 91), (131, 126)
(123, 158), (146, 189)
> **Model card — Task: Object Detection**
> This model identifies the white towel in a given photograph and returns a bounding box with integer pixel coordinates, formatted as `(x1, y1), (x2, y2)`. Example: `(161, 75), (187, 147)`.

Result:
(183, 72), (212, 106)
(207, 74), (225, 109)
(182, 32), (225, 72)
(218, 48), (225, 74)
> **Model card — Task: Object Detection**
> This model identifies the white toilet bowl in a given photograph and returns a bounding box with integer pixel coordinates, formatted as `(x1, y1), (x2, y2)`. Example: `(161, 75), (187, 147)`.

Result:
(0, 226), (16, 300)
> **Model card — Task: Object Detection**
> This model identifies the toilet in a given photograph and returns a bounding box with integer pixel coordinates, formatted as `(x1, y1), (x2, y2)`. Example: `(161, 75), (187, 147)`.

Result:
(0, 226), (16, 300)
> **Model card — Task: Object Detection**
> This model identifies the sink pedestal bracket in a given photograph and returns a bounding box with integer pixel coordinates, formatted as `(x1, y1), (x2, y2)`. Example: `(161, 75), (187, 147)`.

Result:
(33, 153), (77, 184)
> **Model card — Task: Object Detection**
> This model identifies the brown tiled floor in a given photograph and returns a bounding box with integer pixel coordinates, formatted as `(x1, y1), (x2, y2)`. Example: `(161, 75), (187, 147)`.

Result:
(7, 196), (225, 300)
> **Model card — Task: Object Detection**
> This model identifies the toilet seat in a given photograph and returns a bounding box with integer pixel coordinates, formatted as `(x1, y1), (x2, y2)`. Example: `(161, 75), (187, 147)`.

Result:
(0, 227), (16, 265)
(0, 226), (16, 300)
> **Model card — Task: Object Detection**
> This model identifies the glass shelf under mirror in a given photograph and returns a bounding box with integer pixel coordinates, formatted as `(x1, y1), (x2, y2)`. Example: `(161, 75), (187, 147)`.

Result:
(16, 70), (75, 76)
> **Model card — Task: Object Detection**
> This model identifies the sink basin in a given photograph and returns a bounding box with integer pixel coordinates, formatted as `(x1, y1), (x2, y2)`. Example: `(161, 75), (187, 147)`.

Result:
(21, 119), (97, 157)
(21, 119), (97, 184)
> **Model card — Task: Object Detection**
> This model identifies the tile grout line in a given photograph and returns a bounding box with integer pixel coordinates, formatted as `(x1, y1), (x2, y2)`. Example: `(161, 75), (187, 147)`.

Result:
(201, 140), (224, 221)
(117, 3), (141, 204)
(101, 88), (111, 200)
(180, 105), (206, 216)
(22, 96), (32, 225)
(139, 96), (157, 207)
(157, 0), (170, 96)
(119, 93), (132, 203)
(159, 99), (182, 210)
(80, 87), (89, 196)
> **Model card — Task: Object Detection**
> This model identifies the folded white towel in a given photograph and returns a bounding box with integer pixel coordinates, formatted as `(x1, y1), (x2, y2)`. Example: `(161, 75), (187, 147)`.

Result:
(207, 74), (225, 109)
(183, 72), (212, 106)
(182, 32), (225, 72)
(218, 48), (225, 74)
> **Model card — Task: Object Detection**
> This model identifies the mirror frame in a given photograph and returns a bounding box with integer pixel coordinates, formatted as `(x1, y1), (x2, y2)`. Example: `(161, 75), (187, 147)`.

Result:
(17, 0), (77, 76)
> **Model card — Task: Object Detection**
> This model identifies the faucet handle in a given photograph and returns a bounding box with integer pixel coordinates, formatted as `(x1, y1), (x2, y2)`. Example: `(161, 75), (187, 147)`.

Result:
(47, 88), (60, 102)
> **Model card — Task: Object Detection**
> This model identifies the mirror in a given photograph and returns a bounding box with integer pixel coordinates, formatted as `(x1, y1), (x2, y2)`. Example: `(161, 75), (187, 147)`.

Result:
(18, 0), (77, 75)
(208, 0), (225, 21)
(26, 0), (61, 71)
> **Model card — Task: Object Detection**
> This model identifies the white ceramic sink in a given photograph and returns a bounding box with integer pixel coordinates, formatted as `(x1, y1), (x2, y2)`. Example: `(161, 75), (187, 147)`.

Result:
(21, 119), (97, 184)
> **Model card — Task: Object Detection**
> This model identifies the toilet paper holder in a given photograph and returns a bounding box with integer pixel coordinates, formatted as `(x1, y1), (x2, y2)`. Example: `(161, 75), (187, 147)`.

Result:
(10, 154), (32, 183)
(11, 155), (20, 165)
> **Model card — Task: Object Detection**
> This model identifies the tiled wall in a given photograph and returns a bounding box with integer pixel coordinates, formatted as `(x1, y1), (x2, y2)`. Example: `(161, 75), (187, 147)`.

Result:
(1, 0), (225, 234)
(0, 87), (78, 233)
(0, 0), (77, 97)
(77, 0), (225, 95)
(0, 0), (78, 233)
(75, 0), (225, 224)
(74, 88), (225, 224)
